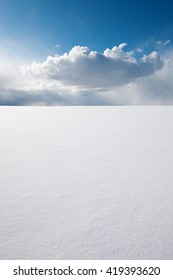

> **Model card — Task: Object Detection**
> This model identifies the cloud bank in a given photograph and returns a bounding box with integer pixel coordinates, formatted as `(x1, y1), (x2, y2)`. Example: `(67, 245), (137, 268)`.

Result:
(0, 43), (173, 105)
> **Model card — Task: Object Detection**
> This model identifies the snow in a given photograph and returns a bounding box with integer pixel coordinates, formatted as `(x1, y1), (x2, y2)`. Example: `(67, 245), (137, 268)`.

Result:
(0, 106), (173, 260)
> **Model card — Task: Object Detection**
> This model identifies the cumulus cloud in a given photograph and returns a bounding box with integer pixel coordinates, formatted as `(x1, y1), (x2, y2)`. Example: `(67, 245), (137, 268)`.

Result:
(1, 43), (173, 105)
(22, 44), (163, 88)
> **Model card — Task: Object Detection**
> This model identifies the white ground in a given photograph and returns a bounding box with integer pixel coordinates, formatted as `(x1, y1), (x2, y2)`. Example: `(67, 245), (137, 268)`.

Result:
(0, 106), (173, 260)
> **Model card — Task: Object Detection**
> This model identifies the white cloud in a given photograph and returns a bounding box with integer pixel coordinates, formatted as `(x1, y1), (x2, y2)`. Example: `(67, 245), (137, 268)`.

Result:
(156, 40), (171, 47)
(1, 43), (173, 105)
(21, 44), (163, 88)
(136, 48), (144, 53)
(0, 59), (24, 89)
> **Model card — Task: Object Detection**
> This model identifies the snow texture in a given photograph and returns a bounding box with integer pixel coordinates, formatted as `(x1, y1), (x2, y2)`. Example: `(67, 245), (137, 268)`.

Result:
(0, 107), (173, 260)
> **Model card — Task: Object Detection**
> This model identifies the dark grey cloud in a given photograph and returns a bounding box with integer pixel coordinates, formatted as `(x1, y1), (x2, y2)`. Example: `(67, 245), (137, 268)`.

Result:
(0, 88), (112, 106)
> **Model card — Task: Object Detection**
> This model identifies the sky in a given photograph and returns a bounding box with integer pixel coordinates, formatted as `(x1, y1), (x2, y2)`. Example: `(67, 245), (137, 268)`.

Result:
(0, 0), (173, 105)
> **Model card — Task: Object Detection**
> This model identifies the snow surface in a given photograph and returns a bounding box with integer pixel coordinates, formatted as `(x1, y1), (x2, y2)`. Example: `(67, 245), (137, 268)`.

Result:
(0, 106), (173, 260)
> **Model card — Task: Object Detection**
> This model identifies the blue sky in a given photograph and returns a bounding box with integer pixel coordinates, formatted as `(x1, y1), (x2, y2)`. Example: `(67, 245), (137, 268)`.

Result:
(0, 0), (173, 56)
(0, 0), (173, 105)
